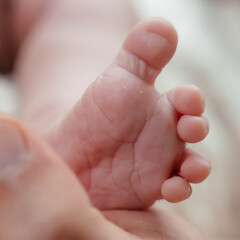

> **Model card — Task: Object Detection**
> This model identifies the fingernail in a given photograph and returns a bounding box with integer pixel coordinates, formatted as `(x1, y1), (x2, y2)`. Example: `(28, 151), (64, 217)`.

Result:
(0, 121), (27, 173)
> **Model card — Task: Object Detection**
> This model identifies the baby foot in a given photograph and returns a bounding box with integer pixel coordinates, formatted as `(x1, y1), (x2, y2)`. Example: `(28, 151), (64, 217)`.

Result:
(46, 18), (210, 209)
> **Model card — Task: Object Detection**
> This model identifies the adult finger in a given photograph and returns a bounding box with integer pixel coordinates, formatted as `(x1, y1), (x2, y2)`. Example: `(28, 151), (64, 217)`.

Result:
(0, 115), (136, 240)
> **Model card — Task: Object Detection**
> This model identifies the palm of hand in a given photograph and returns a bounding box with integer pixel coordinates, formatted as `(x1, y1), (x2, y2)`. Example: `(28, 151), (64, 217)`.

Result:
(103, 207), (202, 240)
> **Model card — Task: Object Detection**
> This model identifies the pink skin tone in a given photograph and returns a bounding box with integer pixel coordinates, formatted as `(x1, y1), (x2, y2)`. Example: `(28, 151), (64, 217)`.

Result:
(11, 0), (211, 210)
(0, 116), (204, 240)
(0, 0), (212, 239)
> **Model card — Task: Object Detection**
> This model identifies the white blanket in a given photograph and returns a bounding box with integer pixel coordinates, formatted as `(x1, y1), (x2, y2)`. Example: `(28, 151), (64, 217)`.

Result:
(131, 0), (240, 239)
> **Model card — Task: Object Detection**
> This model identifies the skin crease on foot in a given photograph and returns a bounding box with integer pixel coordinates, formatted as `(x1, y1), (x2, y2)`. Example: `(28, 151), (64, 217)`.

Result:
(45, 21), (210, 209)
(0, 116), (204, 240)
(10, 1), (211, 209)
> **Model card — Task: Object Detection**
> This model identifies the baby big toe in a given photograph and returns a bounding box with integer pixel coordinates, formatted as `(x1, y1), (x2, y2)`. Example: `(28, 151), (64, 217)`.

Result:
(177, 115), (209, 143)
(115, 17), (178, 84)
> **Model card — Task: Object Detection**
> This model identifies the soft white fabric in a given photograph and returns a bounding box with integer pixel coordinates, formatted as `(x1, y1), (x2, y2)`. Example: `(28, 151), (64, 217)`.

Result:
(131, 0), (240, 239)
(0, 76), (17, 114)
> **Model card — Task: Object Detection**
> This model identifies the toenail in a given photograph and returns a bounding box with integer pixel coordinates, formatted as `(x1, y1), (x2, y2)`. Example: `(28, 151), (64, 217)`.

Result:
(187, 185), (192, 197)
(202, 116), (209, 134)
(0, 121), (27, 175)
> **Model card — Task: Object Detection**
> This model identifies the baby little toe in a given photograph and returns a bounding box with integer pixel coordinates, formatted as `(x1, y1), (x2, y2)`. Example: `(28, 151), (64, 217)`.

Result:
(161, 176), (192, 203)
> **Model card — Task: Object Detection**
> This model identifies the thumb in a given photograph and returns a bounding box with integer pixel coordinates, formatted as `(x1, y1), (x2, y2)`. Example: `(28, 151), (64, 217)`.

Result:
(0, 115), (137, 240)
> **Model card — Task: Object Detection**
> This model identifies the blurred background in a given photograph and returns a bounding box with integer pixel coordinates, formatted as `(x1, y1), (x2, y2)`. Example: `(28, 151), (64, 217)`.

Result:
(0, 0), (240, 239)
(131, 1), (240, 240)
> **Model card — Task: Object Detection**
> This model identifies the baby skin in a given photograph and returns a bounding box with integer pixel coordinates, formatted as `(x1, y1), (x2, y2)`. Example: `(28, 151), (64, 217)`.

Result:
(37, 19), (210, 209)
(15, 7), (211, 209)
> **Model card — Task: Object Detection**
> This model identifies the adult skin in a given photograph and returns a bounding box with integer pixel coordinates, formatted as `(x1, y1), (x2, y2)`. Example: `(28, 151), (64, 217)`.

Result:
(0, 115), (203, 240)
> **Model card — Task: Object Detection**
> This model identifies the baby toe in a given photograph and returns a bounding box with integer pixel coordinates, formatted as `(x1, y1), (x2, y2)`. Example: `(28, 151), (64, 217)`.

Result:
(177, 115), (209, 143)
(167, 85), (205, 116)
(120, 17), (178, 84)
(161, 176), (192, 203)
(179, 149), (211, 184)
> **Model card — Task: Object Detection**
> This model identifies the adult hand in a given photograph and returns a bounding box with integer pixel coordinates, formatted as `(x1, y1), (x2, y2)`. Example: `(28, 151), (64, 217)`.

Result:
(0, 115), (203, 240)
